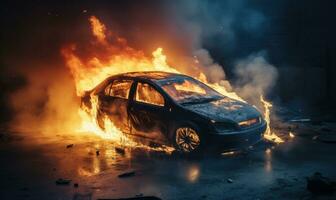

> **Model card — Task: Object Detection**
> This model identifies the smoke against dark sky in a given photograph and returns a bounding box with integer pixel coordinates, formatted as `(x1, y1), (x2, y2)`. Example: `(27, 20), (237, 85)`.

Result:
(166, 0), (279, 104)
(168, 0), (267, 51)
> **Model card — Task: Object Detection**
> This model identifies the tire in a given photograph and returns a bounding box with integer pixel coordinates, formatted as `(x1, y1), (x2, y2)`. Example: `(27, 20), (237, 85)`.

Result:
(173, 124), (202, 154)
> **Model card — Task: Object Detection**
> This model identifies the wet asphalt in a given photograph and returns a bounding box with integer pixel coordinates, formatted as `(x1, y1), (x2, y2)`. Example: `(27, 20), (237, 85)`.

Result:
(0, 129), (335, 200)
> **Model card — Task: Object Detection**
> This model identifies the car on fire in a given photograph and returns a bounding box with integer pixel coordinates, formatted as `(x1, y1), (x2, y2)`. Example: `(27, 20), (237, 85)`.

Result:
(81, 71), (267, 154)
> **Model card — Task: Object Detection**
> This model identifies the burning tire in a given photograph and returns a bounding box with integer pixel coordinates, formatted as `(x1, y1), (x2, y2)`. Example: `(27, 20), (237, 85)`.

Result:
(174, 126), (202, 154)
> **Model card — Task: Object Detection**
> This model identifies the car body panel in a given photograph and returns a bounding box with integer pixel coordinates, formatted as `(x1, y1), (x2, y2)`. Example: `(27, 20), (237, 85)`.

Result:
(207, 121), (266, 151)
(128, 80), (170, 143)
(98, 95), (130, 133)
(182, 98), (261, 123)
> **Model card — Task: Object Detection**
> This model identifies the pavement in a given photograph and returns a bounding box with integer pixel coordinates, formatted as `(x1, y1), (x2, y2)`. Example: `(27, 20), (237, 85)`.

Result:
(0, 121), (336, 200)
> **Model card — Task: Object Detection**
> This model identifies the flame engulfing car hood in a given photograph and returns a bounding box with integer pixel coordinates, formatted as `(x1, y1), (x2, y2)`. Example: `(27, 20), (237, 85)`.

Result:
(183, 97), (261, 123)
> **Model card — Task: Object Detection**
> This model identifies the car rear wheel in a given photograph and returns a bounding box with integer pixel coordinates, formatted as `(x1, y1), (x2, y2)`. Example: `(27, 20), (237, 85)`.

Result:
(175, 127), (201, 153)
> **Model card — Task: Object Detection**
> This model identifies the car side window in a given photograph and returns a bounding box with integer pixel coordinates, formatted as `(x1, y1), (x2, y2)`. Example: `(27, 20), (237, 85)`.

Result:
(104, 83), (112, 96)
(135, 82), (164, 106)
(105, 80), (133, 99)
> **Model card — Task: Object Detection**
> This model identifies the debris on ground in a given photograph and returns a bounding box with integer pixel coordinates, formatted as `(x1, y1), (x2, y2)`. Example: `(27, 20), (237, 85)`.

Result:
(306, 172), (336, 194)
(55, 178), (71, 185)
(118, 171), (136, 178)
(289, 132), (295, 138)
(222, 151), (236, 156)
(289, 118), (311, 123)
(227, 178), (233, 183)
(66, 144), (74, 148)
(97, 196), (161, 200)
(115, 147), (125, 155)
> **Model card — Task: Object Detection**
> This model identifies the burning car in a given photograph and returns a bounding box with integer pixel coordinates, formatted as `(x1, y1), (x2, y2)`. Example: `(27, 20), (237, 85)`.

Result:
(81, 71), (266, 153)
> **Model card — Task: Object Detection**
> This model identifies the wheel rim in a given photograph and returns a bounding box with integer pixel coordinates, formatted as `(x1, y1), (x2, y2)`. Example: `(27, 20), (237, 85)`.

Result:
(176, 127), (200, 152)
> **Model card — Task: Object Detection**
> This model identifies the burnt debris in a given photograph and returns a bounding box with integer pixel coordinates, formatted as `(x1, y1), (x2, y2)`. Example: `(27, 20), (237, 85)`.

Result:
(118, 171), (136, 178)
(55, 178), (71, 185)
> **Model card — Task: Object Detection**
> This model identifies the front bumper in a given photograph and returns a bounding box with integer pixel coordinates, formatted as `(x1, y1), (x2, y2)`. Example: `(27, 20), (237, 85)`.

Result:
(207, 122), (266, 151)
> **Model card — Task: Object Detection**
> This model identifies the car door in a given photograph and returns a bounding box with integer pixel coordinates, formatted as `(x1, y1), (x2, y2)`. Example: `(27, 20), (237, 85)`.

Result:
(98, 79), (133, 133)
(128, 81), (168, 142)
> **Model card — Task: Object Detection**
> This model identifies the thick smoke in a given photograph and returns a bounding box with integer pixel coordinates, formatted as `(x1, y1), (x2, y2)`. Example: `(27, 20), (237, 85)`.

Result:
(169, 0), (278, 104)
(171, 0), (266, 49)
(9, 66), (81, 134)
(193, 49), (226, 82)
(234, 51), (278, 105)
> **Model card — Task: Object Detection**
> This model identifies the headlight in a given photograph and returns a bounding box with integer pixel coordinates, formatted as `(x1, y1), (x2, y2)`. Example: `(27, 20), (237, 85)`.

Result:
(238, 117), (260, 128)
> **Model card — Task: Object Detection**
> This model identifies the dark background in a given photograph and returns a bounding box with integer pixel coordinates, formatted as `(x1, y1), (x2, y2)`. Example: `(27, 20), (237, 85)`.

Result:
(1, 0), (336, 124)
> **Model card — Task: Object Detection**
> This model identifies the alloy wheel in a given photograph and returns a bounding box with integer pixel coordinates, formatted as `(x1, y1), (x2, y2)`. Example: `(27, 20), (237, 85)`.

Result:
(175, 127), (201, 153)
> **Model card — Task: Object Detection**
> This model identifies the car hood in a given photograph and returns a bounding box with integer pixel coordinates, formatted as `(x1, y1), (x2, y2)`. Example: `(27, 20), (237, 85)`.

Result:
(183, 98), (261, 123)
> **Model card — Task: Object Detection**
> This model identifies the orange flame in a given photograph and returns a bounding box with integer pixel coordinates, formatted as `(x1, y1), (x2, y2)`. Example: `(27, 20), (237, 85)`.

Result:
(260, 95), (284, 143)
(62, 16), (284, 150)
(174, 80), (206, 95)
(89, 16), (107, 44)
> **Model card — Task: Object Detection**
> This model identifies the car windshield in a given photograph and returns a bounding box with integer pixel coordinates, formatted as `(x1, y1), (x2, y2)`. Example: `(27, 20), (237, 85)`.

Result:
(155, 75), (223, 104)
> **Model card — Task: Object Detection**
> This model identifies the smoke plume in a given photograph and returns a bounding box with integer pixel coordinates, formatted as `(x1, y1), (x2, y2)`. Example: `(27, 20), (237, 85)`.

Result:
(9, 66), (81, 133)
(170, 0), (278, 105)
(233, 51), (278, 105)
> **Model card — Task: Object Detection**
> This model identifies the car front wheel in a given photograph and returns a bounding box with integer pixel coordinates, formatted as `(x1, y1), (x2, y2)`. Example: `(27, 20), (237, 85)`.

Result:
(175, 127), (201, 153)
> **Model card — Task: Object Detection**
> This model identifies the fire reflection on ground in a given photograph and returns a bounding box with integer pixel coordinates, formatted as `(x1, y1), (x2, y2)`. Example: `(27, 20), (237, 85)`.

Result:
(1, 130), (336, 200)
(186, 164), (201, 183)
(76, 140), (136, 177)
(264, 148), (273, 172)
(40, 132), (279, 181)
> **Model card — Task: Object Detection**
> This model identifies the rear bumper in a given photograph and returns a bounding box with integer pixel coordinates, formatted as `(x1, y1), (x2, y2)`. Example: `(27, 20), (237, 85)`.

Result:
(206, 122), (266, 151)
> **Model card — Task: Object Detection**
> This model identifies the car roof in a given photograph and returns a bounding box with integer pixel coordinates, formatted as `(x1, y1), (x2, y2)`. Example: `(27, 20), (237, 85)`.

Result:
(116, 71), (183, 81)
